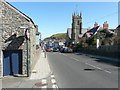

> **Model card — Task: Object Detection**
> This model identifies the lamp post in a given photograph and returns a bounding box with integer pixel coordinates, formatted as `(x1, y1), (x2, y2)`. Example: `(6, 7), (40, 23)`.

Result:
(96, 31), (100, 49)
(96, 39), (99, 49)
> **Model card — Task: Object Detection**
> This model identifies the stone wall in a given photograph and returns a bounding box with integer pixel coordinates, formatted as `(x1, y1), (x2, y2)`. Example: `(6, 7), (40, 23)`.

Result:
(78, 45), (120, 60)
(0, 1), (37, 77)
(29, 26), (38, 72)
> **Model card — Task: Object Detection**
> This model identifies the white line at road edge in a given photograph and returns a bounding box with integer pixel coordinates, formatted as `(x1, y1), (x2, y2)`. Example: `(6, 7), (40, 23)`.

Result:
(70, 57), (80, 62)
(52, 84), (59, 88)
(85, 63), (112, 74)
(51, 75), (55, 78)
(41, 79), (47, 88)
(61, 53), (79, 62)
(41, 86), (47, 88)
(50, 74), (59, 89)
(85, 63), (102, 70)
(51, 79), (56, 84)
(42, 79), (47, 84)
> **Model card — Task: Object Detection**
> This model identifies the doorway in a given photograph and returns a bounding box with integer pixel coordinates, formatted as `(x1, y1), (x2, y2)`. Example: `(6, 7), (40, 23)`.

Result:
(3, 50), (22, 76)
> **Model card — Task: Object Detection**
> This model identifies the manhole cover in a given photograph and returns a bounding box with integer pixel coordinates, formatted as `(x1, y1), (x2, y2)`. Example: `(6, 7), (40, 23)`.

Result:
(84, 68), (95, 71)
(35, 82), (47, 87)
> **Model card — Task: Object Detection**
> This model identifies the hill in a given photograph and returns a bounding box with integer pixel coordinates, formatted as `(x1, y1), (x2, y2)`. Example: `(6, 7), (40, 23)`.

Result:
(44, 33), (66, 40)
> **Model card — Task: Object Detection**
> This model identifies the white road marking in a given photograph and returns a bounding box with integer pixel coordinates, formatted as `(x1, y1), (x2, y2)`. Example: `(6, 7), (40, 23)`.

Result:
(52, 84), (59, 88)
(85, 63), (102, 70)
(63, 54), (112, 73)
(61, 53), (112, 74)
(50, 74), (59, 89)
(85, 63), (112, 74)
(70, 57), (80, 62)
(51, 75), (55, 78)
(41, 79), (47, 89)
(104, 70), (112, 73)
(51, 79), (56, 84)
(42, 79), (47, 84)
(61, 53), (79, 62)
(41, 85), (47, 88)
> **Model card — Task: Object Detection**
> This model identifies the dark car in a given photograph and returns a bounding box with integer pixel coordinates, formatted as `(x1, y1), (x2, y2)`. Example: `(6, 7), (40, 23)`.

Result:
(60, 47), (73, 53)
(60, 47), (64, 53)
(53, 47), (59, 52)
(67, 47), (73, 53)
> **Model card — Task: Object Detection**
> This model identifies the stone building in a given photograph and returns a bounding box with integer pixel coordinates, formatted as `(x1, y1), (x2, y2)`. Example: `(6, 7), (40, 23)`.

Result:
(0, 0), (39, 77)
(114, 25), (120, 45)
(71, 12), (82, 43)
(66, 28), (72, 46)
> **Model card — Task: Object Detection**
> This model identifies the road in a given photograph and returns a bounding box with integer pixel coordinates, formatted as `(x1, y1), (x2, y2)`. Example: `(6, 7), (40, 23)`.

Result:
(47, 52), (119, 88)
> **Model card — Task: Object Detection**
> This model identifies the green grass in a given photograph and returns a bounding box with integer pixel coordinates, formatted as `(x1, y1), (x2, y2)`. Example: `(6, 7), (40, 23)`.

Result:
(51, 33), (66, 39)
(44, 33), (66, 40)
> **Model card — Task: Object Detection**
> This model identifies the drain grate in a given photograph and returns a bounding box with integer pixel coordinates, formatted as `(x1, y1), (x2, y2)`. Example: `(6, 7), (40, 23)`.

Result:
(35, 82), (47, 87)
(84, 68), (95, 71)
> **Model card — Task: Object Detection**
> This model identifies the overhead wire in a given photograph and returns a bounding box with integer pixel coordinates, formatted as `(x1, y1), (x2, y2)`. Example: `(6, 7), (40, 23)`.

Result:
(84, 11), (118, 25)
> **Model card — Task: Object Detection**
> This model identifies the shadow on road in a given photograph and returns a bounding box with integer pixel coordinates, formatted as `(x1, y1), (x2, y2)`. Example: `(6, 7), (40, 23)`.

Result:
(75, 53), (83, 55)
(74, 52), (120, 67)
(93, 57), (119, 67)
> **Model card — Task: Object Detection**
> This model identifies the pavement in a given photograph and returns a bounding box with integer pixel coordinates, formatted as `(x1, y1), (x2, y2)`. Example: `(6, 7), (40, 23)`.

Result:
(30, 50), (51, 80)
(1, 50), (54, 88)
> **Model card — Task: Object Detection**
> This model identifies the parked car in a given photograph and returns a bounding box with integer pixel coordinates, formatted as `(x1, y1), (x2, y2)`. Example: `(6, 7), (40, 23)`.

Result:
(60, 47), (73, 53)
(46, 47), (53, 52)
(67, 47), (73, 53)
(60, 47), (65, 53)
(53, 47), (59, 52)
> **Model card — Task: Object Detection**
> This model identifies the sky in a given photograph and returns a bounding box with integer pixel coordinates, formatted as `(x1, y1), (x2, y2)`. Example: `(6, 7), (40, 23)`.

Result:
(118, 2), (120, 25)
(9, 2), (118, 39)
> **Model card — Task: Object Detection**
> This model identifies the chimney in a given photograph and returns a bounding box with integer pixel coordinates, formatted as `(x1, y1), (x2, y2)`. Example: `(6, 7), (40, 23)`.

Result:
(103, 21), (109, 29)
(94, 22), (98, 28)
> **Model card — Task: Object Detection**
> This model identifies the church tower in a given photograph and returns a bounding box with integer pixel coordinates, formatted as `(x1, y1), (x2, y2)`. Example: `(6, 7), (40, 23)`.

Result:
(71, 12), (82, 42)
